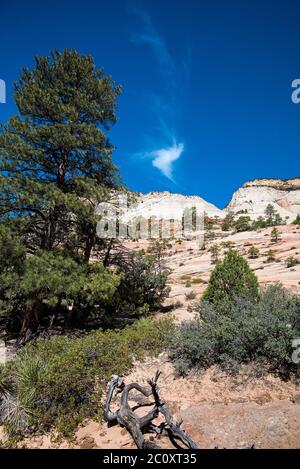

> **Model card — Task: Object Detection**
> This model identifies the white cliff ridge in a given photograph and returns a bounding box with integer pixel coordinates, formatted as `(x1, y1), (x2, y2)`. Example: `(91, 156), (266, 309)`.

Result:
(226, 178), (300, 221)
(99, 179), (300, 227)
(121, 191), (224, 222)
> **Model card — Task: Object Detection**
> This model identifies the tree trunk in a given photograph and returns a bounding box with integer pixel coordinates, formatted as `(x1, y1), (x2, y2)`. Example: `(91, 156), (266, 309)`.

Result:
(103, 238), (114, 267)
(84, 227), (96, 263)
(18, 299), (42, 345)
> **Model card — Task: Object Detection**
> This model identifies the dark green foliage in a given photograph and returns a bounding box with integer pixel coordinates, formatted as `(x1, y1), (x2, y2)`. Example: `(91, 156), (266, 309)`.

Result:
(0, 249), (120, 338)
(265, 204), (284, 226)
(293, 214), (300, 225)
(230, 205), (285, 234)
(111, 251), (171, 319)
(223, 212), (235, 226)
(234, 216), (252, 232)
(0, 224), (26, 273)
(202, 250), (260, 309)
(0, 49), (121, 255)
(208, 244), (221, 264)
(251, 205), (284, 231)
(221, 222), (230, 231)
(219, 205), (287, 235)
(171, 284), (300, 378)
(251, 216), (267, 230)
(0, 224), (26, 313)
(0, 317), (174, 437)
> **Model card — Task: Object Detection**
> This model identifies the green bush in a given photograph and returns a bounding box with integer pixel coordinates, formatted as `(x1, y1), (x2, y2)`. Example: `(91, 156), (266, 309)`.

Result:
(233, 205), (285, 233)
(0, 317), (174, 438)
(221, 222), (230, 232)
(286, 256), (299, 268)
(111, 251), (170, 319)
(234, 216), (252, 232)
(170, 284), (300, 378)
(248, 246), (260, 259)
(209, 244), (221, 264)
(293, 214), (300, 225)
(271, 227), (279, 243)
(266, 249), (277, 262)
(202, 250), (260, 310)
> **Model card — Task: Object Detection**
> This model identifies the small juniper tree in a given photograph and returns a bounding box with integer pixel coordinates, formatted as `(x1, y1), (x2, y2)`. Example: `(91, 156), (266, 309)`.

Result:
(293, 214), (300, 225)
(271, 227), (279, 243)
(248, 246), (260, 259)
(202, 250), (260, 308)
(234, 216), (251, 232)
(221, 222), (230, 231)
(265, 204), (276, 225)
(209, 244), (221, 264)
(266, 249), (276, 262)
(286, 256), (299, 268)
(265, 204), (283, 227)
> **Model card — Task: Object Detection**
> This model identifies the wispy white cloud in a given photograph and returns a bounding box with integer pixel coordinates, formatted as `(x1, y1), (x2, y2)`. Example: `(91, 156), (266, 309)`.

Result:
(141, 141), (184, 182)
(130, 9), (190, 183)
(130, 11), (175, 73)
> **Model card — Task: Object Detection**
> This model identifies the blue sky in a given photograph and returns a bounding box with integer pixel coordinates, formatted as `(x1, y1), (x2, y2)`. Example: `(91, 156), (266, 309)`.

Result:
(0, 0), (299, 208)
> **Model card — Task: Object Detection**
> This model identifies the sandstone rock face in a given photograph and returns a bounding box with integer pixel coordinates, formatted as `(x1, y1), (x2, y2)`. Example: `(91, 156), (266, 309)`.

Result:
(120, 179), (300, 227)
(226, 178), (300, 222)
(122, 191), (225, 222)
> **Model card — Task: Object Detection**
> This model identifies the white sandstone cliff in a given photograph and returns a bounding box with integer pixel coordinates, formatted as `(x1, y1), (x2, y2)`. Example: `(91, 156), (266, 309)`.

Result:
(122, 191), (224, 222)
(226, 178), (300, 222)
(100, 179), (300, 227)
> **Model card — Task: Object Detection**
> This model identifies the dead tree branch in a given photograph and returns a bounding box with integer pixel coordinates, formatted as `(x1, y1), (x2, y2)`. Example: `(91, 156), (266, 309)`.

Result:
(104, 371), (199, 449)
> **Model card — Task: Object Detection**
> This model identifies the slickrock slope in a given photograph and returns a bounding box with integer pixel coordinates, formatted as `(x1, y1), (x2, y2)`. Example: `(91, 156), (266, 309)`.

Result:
(122, 191), (225, 222)
(126, 224), (300, 322)
(226, 178), (300, 221)
(117, 179), (300, 226)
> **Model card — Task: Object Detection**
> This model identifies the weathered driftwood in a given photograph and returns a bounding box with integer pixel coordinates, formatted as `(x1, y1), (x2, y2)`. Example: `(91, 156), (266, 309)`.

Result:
(104, 371), (199, 449)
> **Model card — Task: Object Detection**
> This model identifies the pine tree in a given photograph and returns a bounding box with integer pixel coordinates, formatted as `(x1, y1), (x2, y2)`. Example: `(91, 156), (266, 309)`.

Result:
(293, 214), (300, 225)
(208, 244), (221, 264)
(0, 49), (122, 341)
(265, 204), (276, 225)
(0, 49), (121, 258)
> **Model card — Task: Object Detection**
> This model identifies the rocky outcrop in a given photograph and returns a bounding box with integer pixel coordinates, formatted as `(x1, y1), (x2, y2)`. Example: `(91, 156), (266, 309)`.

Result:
(122, 191), (224, 222)
(244, 178), (300, 190)
(226, 178), (300, 222)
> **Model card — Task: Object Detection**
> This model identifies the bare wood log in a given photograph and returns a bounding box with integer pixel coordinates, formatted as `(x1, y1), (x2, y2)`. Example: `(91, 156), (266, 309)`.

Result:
(104, 370), (199, 449)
